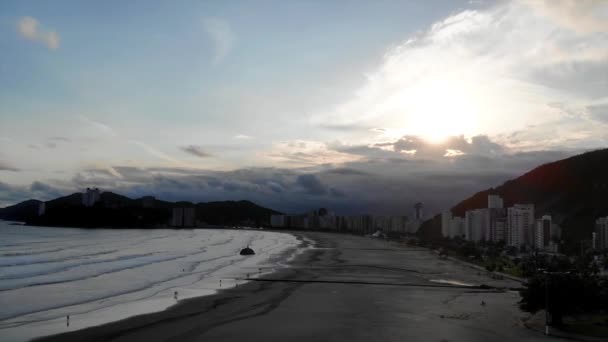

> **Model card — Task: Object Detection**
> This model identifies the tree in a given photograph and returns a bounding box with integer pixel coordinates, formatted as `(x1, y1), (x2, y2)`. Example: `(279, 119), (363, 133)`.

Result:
(460, 241), (481, 259)
(520, 272), (607, 326)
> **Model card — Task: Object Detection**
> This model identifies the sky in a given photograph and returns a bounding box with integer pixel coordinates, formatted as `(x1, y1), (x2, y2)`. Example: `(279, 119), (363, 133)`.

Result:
(1, 0), (608, 215)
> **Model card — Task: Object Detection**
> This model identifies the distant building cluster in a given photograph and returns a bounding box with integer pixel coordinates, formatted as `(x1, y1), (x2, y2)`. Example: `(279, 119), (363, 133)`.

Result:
(82, 188), (101, 207)
(171, 207), (195, 227)
(442, 194), (561, 252)
(592, 216), (608, 250)
(270, 204), (424, 234)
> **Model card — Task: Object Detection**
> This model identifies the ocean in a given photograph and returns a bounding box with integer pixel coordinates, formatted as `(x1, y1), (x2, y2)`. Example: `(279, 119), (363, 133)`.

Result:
(0, 221), (302, 341)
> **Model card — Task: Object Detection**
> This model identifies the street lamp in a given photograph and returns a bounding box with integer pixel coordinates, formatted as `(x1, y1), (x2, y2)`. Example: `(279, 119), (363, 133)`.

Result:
(537, 268), (570, 336)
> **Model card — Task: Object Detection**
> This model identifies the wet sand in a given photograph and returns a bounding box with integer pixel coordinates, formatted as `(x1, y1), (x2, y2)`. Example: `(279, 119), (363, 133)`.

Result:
(37, 232), (556, 341)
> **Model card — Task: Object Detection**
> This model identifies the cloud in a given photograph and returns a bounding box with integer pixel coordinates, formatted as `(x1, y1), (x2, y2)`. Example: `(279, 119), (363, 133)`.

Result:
(234, 134), (252, 139)
(587, 103), (608, 123)
(0, 181), (67, 207)
(49, 136), (71, 142)
(131, 141), (184, 164)
(329, 187), (346, 197)
(203, 17), (235, 65)
(0, 161), (19, 172)
(323, 168), (370, 176)
(318, 123), (372, 132)
(311, 1), (608, 151)
(296, 174), (327, 195)
(264, 140), (361, 166)
(180, 145), (213, 158)
(78, 116), (116, 136)
(523, 0), (608, 33)
(43, 136), (71, 149)
(16, 16), (60, 50)
(30, 181), (64, 198)
(0, 139), (583, 214)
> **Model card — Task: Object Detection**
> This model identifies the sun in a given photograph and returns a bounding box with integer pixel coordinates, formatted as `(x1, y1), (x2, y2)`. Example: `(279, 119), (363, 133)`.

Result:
(397, 78), (481, 143)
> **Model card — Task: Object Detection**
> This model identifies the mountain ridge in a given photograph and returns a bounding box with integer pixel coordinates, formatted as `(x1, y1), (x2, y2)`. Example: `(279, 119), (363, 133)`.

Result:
(0, 192), (281, 228)
(419, 148), (608, 251)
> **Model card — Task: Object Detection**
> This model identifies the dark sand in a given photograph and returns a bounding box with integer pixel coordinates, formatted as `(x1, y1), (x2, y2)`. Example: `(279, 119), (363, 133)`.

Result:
(37, 232), (555, 341)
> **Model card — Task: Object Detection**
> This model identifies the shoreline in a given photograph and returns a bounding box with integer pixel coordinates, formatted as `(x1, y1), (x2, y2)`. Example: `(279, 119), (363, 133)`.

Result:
(35, 232), (553, 342)
(34, 231), (316, 342)
(0, 225), (304, 342)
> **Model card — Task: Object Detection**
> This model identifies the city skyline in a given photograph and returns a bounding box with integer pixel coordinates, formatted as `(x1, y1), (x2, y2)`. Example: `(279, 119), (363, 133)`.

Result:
(1, 1), (608, 214)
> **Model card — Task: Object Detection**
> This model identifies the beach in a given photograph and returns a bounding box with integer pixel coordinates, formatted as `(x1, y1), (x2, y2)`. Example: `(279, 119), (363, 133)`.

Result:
(0, 224), (301, 341)
(36, 232), (555, 341)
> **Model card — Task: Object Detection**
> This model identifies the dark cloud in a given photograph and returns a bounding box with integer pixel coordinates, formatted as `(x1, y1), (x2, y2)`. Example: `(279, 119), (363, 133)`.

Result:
(0, 182), (27, 206)
(391, 135), (504, 157)
(323, 168), (370, 176)
(180, 145), (213, 158)
(296, 174), (327, 195)
(329, 187), (345, 197)
(331, 144), (396, 159)
(0, 134), (587, 216)
(30, 181), (64, 198)
(0, 181), (68, 207)
(331, 134), (507, 163)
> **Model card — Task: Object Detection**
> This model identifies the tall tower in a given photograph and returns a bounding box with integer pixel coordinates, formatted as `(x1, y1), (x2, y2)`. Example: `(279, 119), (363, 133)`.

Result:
(414, 202), (423, 221)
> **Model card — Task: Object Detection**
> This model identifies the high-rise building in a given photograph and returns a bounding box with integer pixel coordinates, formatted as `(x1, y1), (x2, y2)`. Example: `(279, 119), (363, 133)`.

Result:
(441, 211), (451, 237)
(535, 215), (552, 250)
(488, 194), (504, 209)
(594, 216), (608, 250)
(493, 219), (506, 242)
(171, 207), (196, 227)
(449, 216), (464, 238)
(388, 216), (408, 233)
(270, 215), (286, 228)
(485, 194), (507, 242)
(183, 207), (195, 227)
(465, 209), (488, 242)
(171, 208), (184, 227)
(507, 204), (535, 248)
(319, 210), (336, 230)
(486, 208), (506, 242)
(414, 203), (424, 220)
(82, 188), (101, 207)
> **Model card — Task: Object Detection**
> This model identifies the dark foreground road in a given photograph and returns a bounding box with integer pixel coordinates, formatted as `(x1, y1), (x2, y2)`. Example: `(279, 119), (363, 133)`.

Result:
(39, 232), (558, 342)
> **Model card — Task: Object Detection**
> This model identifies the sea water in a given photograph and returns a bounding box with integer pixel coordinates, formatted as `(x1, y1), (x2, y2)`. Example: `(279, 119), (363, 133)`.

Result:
(0, 221), (301, 341)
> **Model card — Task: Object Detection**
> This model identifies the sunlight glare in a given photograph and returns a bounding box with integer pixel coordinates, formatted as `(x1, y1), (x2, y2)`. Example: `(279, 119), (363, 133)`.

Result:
(400, 78), (480, 143)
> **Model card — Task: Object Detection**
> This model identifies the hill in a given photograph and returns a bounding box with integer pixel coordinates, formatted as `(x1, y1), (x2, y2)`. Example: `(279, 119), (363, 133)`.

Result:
(418, 148), (608, 250)
(0, 192), (281, 229)
(0, 199), (42, 222)
(197, 200), (281, 226)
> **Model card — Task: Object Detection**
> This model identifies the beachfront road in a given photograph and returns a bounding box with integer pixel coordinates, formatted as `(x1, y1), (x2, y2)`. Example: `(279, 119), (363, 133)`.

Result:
(40, 232), (556, 342)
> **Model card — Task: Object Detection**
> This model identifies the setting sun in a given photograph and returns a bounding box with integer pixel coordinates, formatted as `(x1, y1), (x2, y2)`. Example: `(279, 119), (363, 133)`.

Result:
(398, 78), (481, 143)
